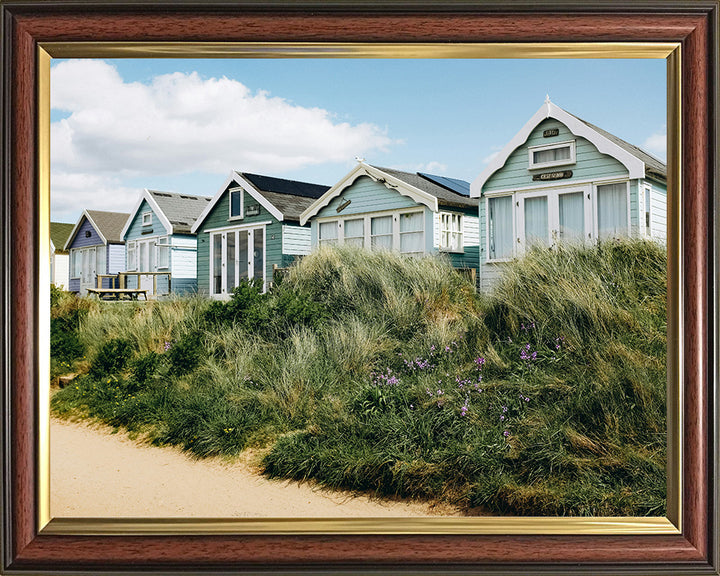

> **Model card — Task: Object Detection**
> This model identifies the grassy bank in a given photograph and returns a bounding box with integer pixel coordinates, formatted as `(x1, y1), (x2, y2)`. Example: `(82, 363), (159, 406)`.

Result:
(51, 241), (667, 516)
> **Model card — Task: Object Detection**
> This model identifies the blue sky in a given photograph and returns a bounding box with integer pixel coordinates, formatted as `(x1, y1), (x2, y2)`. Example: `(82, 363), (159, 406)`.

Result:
(50, 57), (666, 222)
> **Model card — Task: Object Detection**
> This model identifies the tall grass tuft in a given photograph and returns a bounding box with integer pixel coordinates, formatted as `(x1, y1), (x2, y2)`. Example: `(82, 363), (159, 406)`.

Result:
(52, 241), (666, 515)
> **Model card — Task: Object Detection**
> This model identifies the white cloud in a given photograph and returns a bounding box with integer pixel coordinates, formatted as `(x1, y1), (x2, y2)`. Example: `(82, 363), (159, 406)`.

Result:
(642, 126), (667, 161)
(481, 145), (505, 165)
(51, 60), (394, 217)
(481, 151), (501, 165)
(51, 171), (140, 222)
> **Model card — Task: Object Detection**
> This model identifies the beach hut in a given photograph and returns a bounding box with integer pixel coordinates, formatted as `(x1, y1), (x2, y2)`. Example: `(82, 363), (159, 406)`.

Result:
(120, 189), (212, 296)
(64, 210), (130, 295)
(50, 222), (74, 290)
(470, 98), (667, 291)
(191, 171), (329, 297)
(300, 162), (479, 279)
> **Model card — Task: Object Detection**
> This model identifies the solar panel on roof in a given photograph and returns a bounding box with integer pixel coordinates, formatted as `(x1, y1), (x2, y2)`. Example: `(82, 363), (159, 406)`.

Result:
(241, 172), (329, 199)
(417, 173), (471, 197)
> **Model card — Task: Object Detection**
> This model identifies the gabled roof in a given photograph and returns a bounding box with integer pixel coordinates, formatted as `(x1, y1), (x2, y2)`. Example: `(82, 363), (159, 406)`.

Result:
(191, 171), (330, 233)
(470, 99), (666, 197)
(50, 222), (74, 253)
(299, 162), (476, 226)
(121, 189), (213, 239)
(64, 210), (130, 250)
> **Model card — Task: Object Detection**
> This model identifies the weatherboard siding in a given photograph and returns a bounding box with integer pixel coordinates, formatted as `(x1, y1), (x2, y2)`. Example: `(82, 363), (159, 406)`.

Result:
(108, 243), (126, 275)
(649, 181), (667, 240)
(484, 119), (629, 193)
(319, 175), (419, 218)
(171, 234), (197, 278)
(124, 199), (170, 242)
(282, 225), (311, 255)
(68, 217), (104, 250)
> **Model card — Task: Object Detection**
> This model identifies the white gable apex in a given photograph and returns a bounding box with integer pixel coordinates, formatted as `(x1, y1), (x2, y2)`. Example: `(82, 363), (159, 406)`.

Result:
(470, 100), (646, 197)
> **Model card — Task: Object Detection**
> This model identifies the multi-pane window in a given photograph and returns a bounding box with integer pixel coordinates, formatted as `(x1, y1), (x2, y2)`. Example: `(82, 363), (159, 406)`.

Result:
(597, 182), (628, 239)
(230, 189), (243, 219)
(528, 141), (576, 169)
(644, 186), (652, 237)
(399, 212), (424, 256)
(488, 196), (513, 260)
(319, 221), (338, 245)
(71, 250), (82, 278)
(157, 237), (169, 269)
(344, 218), (364, 247)
(370, 215), (393, 250)
(558, 192), (585, 242)
(127, 241), (137, 271)
(439, 213), (463, 252)
(524, 196), (549, 247)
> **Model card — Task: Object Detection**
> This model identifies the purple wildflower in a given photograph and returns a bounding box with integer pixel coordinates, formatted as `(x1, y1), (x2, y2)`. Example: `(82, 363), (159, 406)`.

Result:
(163, 341), (172, 352)
(475, 356), (486, 370)
(503, 430), (510, 438)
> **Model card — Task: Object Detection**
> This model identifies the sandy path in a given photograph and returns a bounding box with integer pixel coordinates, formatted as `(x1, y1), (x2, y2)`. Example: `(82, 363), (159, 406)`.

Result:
(51, 417), (461, 518)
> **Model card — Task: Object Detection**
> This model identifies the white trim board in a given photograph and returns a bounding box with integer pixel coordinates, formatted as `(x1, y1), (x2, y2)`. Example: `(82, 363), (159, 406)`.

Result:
(192, 171), (284, 233)
(299, 162), (438, 226)
(64, 210), (108, 250)
(120, 189), (174, 240)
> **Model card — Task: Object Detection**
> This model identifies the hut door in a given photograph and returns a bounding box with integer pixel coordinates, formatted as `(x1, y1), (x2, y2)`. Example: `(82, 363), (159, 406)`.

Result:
(211, 226), (264, 298)
(79, 247), (96, 295)
(517, 186), (591, 253)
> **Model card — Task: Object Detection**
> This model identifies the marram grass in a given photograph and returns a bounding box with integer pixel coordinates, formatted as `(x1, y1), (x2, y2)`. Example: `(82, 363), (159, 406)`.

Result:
(51, 240), (666, 516)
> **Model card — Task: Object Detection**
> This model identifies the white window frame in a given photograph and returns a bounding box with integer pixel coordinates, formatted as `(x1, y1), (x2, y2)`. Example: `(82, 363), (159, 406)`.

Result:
(142, 212), (152, 226)
(438, 212), (464, 253)
(485, 194), (515, 263)
(157, 236), (170, 270)
(517, 186), (592, 254)
(342, 218), (365, 247)
(229, 187), (244, 221)
(315, 208), (426, 255)
(70, 248), (81, 278)
(126, 241), (137, 271)
(209, 224), (267, 298)
(318, 220), (340, 246)
(644, 183), (652, 238)
(592, 180), (631, 240)
(527, 140), (577, 170)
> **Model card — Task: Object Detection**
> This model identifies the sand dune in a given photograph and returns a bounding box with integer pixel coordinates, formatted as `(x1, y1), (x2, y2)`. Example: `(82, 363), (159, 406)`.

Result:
(50, 417), (460, 518)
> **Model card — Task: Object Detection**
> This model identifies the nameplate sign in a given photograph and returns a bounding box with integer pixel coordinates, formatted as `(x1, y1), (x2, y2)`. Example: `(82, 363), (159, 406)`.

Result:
(245, 205), (260, 217)
(543, 128), (560, 137)
(532, 170), (573, 182)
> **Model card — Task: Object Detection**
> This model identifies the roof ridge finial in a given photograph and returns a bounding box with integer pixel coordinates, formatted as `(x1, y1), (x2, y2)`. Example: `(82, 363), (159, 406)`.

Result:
(545, 94), (551, 104)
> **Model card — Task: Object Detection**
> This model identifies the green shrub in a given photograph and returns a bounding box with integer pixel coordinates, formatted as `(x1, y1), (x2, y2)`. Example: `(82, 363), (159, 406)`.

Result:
(167, 331), (205, 375)
(132, 351), (163, 384)
(89, 338), (134, 378)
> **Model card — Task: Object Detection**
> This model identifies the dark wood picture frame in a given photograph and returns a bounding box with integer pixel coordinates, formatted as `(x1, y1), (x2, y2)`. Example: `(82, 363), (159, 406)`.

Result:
(1, 1), (717, 573)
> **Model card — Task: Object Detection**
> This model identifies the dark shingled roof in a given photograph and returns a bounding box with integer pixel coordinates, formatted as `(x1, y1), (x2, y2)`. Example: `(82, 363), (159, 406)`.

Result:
(237, 172), (330, 221)
(148, 190), (213, 234)
(86, 210), (131, 243)
(568, 112), (667, 181)
(50, 222), (74, 253)
(371, 166), (477, 209)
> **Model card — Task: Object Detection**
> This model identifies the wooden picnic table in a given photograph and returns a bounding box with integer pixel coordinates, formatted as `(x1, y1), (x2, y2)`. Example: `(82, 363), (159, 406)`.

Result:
(86, 288), (148, 301)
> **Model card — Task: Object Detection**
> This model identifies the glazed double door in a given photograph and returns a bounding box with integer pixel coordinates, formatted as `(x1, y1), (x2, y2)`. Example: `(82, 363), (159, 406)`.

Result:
(516, 187), (591, 251)
(211, 226), (265, 296)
